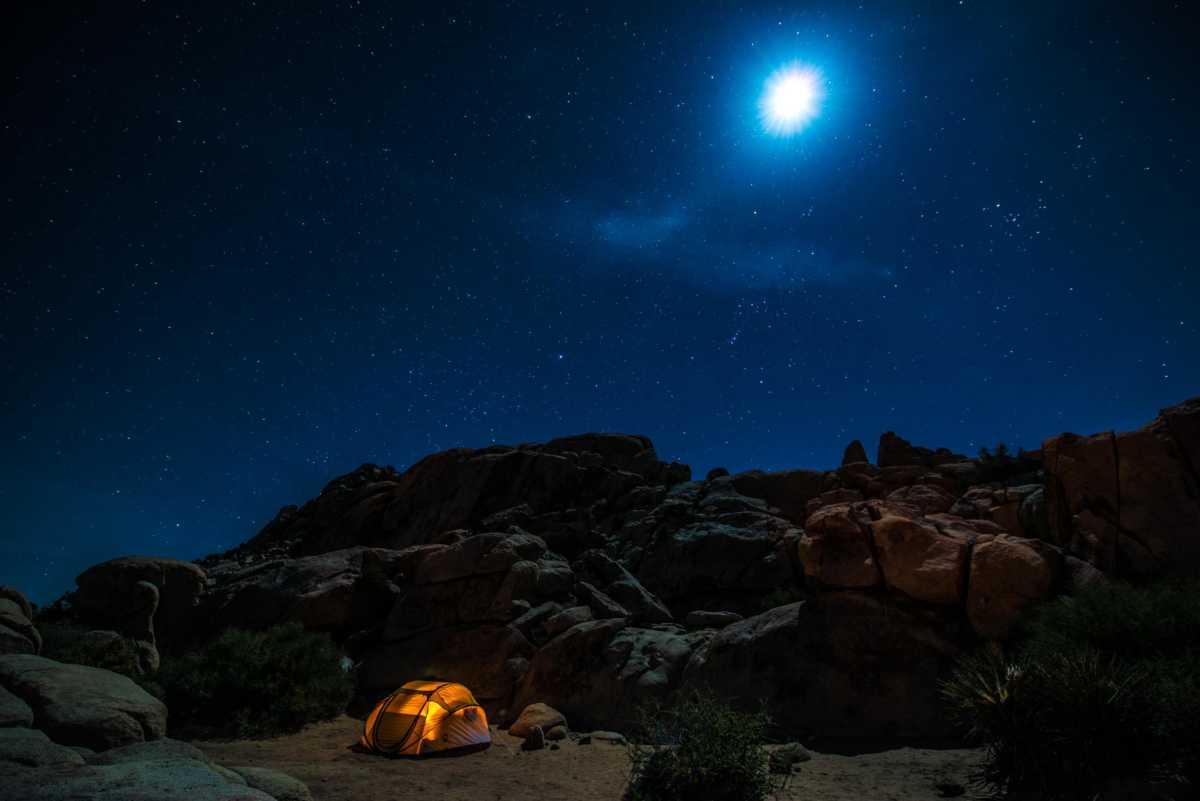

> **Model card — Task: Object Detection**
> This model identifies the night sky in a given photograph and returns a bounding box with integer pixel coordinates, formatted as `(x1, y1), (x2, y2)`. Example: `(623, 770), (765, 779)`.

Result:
(3, 2), (1197, 604)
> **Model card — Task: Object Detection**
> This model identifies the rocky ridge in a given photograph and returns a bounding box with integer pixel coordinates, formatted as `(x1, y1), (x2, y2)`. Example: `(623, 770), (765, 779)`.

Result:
(37, 398), (1200, 746)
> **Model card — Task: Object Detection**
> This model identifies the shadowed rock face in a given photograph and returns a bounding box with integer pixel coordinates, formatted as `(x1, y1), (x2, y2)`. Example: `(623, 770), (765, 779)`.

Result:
(0, 654), (167, 751)
(1043, 397), (1200, 577)
(41, 399), (1200, 744)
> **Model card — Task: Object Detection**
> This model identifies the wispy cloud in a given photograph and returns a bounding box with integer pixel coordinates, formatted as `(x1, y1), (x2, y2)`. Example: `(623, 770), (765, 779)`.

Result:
(526, 196), (888, 291)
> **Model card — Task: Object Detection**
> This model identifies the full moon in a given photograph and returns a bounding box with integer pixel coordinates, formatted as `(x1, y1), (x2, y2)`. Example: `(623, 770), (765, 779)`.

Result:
(760, 64), (822, 136)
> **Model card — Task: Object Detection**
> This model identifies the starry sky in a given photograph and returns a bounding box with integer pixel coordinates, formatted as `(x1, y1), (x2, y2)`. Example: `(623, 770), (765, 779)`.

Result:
(3, 1), (1198, 604)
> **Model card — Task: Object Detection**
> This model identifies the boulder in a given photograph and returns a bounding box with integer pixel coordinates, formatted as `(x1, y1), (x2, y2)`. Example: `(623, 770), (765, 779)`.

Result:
(520, 725), (545, 751)
(0, 726), (86, 767)
(0, 654), (167, 751)
(510, 702), (567, 738)
(0, 758), (278, 800)
(74, 557), (205, 652)
(871, 515), (969, 605)
(885, 484), (957, 516)
(0, 684), (33, 727)
(877, 433), (967, 469)
(229, 766), (314, 801)
(576, 581), (630, 620)
(85, 738), (209, 766)
(574, 550), (672, 624)
(730, 469), (826, 524)
(842, 440), (869, 466)
(510, 620), (702, 731)
(0, 588), (33, 621)
(683, 597), (959, 741)
(636, 514), (797, 616)
(542, 606), (594, 639)
(966, 537), (1060, 640)
(805, 488), (864, 518)
(769, 742), (812, 773)
(206, 546), (417, 638)
(0, 592), (40, 656)
(797, 504), (881, 588)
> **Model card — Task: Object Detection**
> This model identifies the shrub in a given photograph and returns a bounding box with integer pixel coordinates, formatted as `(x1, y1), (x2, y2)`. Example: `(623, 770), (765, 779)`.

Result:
(944, 580), (1200, 798)
(157, 622), (352, 738)
(625, 692), (779, 801)
(1019, 578), (1200, 664)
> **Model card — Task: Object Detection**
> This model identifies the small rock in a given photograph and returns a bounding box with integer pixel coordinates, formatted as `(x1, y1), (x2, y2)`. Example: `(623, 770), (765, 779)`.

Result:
(577, 734), (592, 745)
(521, 725), (545, 751)
(769, 742), (812, 774)
(545, 724), (568, 741)
(590, 730), (626, 745)
(549, 742), (560, 751)
(510, 702), (567, 738)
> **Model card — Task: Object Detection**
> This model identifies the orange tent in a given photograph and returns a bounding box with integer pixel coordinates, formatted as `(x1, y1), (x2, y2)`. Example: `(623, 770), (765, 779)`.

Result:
(360, 680), (491, 756)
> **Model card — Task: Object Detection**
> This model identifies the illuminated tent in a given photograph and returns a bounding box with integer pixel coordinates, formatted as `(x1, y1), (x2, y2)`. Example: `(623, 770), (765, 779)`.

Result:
(359, 680), (491, 756)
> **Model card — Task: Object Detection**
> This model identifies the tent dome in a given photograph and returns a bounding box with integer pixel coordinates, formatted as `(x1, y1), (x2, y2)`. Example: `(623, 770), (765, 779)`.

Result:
(360, 680), (491, 756)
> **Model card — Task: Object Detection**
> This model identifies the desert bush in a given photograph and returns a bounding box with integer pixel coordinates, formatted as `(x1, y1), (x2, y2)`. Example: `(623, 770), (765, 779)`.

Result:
(157, 622), (352, 738)
(1019, 578), (1200, 664)
(944, 580), (1200, 798)
(625, 692), (778, 801)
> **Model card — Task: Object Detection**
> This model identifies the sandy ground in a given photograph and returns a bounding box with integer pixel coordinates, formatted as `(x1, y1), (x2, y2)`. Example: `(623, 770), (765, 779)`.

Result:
(195, 716), (986, 801)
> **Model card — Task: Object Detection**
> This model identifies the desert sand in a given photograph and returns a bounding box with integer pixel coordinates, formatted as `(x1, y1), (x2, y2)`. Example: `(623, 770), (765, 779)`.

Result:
(196, 716), (985, 801)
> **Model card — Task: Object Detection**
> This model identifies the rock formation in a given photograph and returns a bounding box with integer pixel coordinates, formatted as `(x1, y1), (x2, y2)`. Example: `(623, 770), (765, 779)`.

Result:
(36, 399), (1200, 747)
(0, 649), (310, 800)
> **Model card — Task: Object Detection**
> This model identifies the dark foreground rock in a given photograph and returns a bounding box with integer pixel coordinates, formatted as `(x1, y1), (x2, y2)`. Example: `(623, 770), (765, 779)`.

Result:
(0, 654), (166, 750)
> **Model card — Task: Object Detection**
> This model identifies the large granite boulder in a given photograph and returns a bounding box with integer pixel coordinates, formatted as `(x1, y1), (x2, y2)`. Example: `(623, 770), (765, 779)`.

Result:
(871, 514), (969, 605)
(796, 503), (881, 589)
(509, 620), (705, 731)
(74, 557), (206, 653)
(966, 537), (1061, 640)
(201, 546), (417, 637)
(0, 655), (167, 751)
(683, 597), (960, 742)
(1044, 397), (1200, 577)
(0, 587), (40, 656)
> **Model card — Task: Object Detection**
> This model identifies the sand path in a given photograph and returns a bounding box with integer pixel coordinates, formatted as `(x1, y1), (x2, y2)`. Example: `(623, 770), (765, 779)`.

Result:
(196, 716), (986, 801)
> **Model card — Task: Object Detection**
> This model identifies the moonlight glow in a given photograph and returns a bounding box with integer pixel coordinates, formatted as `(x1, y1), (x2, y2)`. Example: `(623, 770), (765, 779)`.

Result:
(759, 64), (823, 136)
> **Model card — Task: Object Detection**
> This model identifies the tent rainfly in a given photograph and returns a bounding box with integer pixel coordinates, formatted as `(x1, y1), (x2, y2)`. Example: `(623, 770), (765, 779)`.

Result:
(360, 680), (491, 756)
